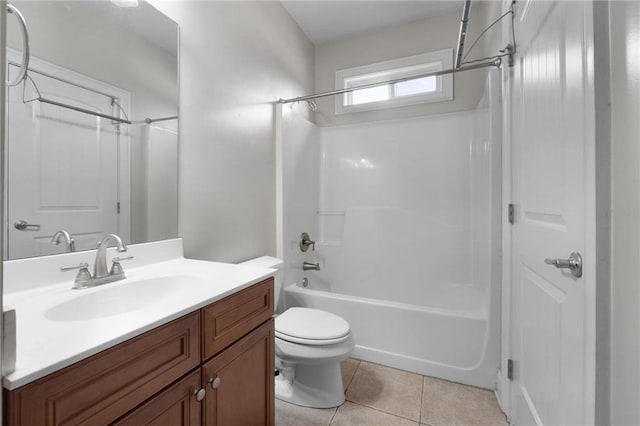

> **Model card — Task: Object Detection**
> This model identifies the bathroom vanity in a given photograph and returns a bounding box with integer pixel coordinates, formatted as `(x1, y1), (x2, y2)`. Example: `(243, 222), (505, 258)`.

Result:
(2, 239), (275, 425)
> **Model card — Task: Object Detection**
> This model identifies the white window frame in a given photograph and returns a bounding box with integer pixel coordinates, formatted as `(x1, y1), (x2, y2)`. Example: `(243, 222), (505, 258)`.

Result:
(335, 49), (453, 115)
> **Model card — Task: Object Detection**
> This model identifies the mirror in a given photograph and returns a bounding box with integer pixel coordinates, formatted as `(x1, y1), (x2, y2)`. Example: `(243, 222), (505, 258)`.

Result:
(4, 1), (178, 260)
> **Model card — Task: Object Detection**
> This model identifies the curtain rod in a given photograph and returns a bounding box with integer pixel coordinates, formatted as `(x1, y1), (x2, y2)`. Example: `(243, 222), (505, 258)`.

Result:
(16, 68), (178, 125)
(455, 0), (473, 69)
(36, 97), (132, 124)
(145, 115), (178, 124)
(278, 57), (501, 104)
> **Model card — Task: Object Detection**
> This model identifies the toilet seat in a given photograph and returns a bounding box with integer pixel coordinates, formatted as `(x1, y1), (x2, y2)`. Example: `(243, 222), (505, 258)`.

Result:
(276, 307), (351, 345)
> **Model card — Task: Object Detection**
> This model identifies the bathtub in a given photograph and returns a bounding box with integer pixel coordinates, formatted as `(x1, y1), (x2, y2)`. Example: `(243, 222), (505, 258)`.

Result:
(284, 281), (498, 389)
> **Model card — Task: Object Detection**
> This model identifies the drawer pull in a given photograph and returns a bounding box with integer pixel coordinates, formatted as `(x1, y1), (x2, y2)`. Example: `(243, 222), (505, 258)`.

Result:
(193, 388), (206, 401)
(209, 377), (221, 389)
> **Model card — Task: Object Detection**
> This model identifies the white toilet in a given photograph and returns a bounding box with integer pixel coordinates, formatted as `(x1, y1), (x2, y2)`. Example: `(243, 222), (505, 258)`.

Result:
(241, 256), (355, 408)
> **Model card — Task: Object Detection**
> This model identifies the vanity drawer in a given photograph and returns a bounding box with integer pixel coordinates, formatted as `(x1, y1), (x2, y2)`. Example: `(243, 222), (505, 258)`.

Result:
(202, 277), (274, 360)
(4, 312), (200, 426)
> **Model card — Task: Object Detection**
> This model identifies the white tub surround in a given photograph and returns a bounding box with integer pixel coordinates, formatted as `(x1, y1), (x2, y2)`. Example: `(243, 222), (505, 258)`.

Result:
(2, 239), (275, 390)
(278, 71), (501, 389)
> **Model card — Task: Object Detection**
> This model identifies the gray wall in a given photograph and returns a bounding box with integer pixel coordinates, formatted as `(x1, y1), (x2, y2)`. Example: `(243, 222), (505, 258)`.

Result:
(151, 1), (314, 262)
(314, 1), (502, 126)
(610, 1), (640, 424)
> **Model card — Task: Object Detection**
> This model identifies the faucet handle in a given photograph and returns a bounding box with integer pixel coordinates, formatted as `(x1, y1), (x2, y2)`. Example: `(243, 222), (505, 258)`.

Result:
(61, 263), (92, 289)
(300, 232), (316, 252)
(60, 262), (89, 272)
(110, 256), (134, 276)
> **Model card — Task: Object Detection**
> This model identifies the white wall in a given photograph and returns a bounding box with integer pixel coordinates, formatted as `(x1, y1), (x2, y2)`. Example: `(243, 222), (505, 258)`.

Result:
(150, 1), (314, 262)
(610, 1), (640, 424)
(314, 1), (503, 126)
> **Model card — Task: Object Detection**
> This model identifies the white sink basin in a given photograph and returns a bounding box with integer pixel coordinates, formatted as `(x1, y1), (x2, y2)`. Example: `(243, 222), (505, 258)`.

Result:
(45, 275), (208, 321)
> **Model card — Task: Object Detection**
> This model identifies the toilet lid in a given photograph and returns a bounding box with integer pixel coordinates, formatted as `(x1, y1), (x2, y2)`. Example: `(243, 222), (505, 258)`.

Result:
(275, 307), (351, 344)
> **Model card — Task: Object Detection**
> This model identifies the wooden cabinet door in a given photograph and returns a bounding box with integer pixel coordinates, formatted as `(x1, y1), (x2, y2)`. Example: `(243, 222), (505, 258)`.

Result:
(4, 312), (201, 426)
(202, 319), (274, 426)
(114, 369), (202, 426)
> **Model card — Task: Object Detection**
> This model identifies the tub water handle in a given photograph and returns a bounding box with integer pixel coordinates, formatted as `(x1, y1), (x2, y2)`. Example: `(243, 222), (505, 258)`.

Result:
(300, 232), (315, 252)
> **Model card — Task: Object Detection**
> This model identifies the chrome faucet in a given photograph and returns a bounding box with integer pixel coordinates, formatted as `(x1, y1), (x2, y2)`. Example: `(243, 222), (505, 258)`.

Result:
(50, 230), (76, 253)
(94, 234), (128, 279)
(61, 234), (131, 289)
(302, 261), (320, 271)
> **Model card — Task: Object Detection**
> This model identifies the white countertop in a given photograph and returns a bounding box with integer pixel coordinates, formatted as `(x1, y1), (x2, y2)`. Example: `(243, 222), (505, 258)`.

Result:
(2, 239), (274, 389)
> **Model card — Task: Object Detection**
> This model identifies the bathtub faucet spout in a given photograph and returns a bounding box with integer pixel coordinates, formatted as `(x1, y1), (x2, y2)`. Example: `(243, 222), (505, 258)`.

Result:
(302, 261), (320, 271)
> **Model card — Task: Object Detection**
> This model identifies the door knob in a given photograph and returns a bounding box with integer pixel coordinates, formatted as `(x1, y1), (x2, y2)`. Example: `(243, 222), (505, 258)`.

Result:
(544, 252), (582, 278)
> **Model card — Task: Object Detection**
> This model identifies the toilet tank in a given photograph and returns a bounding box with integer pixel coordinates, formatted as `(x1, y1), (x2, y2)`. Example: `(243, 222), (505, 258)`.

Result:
(240, 256), (285, 307)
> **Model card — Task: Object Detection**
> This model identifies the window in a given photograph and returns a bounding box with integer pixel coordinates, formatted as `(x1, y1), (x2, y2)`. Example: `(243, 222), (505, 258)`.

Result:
(335, 49), (453, 114)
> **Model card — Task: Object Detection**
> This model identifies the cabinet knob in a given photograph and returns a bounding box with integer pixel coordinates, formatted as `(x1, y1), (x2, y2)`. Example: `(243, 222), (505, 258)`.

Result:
(209, 377), (221, 389)
(193, 388), (206, 401)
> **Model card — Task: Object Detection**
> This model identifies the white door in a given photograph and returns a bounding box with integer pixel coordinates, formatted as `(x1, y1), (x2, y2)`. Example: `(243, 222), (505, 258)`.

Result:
(6, 58), (123, 259)
(509, 0), (595, 424)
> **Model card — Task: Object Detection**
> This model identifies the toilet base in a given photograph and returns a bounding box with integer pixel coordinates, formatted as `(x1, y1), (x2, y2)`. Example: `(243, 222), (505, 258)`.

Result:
(275, 362), (345, 408)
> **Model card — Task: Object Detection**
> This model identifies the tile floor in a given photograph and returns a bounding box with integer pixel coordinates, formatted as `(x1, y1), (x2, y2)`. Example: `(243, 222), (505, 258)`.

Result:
(276, 359), (508, 426)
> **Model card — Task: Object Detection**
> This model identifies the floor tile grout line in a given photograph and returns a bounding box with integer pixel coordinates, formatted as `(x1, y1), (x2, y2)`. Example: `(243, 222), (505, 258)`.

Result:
(419, 375), (426, 424)
(330, 359), (360, 425)
(327, 406), (338, 425)
(343, 359), (360, 394)
(341, 399), (422, 424)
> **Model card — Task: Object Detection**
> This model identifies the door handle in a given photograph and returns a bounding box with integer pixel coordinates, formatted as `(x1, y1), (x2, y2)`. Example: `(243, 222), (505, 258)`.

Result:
(544, 252), (582, 278)
(14, 220), (40, 231)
